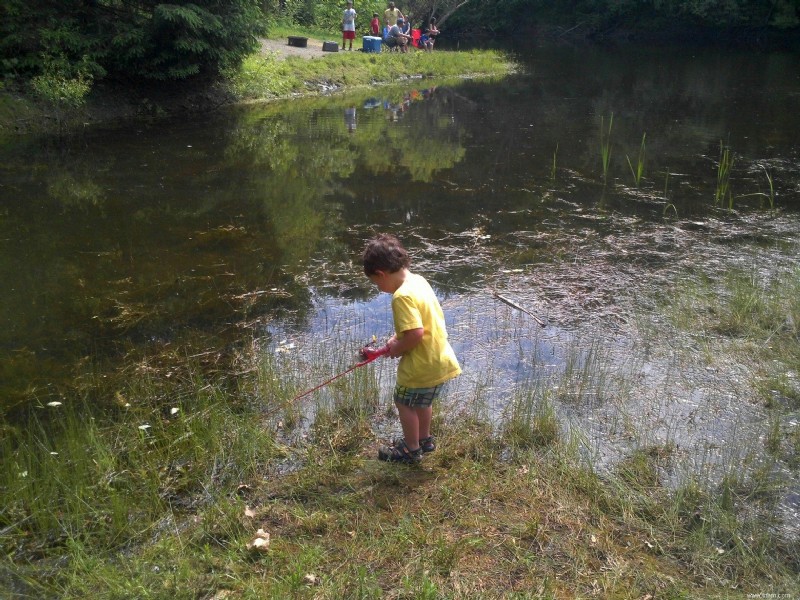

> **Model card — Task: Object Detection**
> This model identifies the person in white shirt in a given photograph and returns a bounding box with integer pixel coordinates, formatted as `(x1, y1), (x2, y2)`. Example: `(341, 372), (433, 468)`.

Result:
(342, 1), (357, 50)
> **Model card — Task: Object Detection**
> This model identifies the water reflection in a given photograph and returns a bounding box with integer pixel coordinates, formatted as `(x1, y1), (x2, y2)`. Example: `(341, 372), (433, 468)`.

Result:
(0, 46), (798, 418)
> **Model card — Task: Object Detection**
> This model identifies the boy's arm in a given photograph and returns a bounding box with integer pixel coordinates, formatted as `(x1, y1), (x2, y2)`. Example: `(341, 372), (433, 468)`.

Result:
(387, 328), (423, 358)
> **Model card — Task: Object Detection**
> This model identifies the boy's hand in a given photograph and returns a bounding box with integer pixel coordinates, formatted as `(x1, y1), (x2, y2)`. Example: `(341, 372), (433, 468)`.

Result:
(388, 328), (423, 358)
(359, 344), (389, 362)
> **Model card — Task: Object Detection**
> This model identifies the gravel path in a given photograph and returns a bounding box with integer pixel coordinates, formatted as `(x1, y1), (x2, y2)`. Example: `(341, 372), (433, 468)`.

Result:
(260, 37), (343, 60)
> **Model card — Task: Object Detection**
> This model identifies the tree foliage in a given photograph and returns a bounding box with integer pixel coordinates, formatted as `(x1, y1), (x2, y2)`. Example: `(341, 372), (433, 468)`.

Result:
(0, 1), (265, 84)
(445, 0), (798, 36)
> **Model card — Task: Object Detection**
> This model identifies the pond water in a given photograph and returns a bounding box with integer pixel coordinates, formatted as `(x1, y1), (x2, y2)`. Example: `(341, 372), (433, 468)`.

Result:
(2, 45), (799, 528)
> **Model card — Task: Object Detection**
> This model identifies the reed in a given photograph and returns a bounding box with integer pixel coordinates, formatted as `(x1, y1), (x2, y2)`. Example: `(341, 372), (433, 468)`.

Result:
(500, 382), (560, 452)
(625, 132), (646, 187)
(600, 113), (613, 185)
(557, 337), (612, 405)
(551, 143), (558, 183)
(762, 165), (775, 209)
(662, 169), (677, 216)
(715, 141), (735, 208)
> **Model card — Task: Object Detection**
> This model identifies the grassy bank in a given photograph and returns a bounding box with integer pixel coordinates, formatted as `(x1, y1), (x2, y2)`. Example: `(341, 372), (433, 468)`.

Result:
(2, 263), (799, 598)
(225, 39), (512, 103)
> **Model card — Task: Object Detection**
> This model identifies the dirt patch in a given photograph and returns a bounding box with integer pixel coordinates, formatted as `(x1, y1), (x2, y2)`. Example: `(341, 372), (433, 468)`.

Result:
(260, 37), (345, 60)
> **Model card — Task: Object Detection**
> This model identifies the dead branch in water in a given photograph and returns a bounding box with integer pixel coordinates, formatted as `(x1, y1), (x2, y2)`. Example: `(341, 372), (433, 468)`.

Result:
(492, 292), (546, 327)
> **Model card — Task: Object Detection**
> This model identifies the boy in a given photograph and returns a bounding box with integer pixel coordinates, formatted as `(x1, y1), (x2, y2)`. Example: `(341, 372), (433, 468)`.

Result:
(370, 12), (381, 36)
(363, 234), (461, 463)
(342, 1), (356, 51)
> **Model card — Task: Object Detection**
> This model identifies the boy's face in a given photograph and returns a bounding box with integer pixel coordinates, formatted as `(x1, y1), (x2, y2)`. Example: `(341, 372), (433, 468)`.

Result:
(368, 271), (392, 294)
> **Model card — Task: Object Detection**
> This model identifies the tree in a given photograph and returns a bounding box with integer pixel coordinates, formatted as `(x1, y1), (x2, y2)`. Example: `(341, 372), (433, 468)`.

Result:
(403, 0), (472, 26)
(0, 1), (266, 84)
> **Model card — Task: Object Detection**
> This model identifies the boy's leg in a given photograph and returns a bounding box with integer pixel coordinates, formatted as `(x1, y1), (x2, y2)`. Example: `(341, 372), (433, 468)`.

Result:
(396, 402), (421, 451)
(416, 405), (432, 442)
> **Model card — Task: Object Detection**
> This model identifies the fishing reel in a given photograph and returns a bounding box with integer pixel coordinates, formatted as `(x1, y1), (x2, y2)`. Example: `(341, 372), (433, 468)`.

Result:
(359, 339), (390, 362)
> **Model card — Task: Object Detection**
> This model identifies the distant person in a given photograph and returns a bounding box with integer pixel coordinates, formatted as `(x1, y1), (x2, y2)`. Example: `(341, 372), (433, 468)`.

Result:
(386, 17), (412, 52)
(401, 15), (412, 37)
(370, 12), (381, 36)
(420, 17), (439, 51)
(362, 233), (461, 464)
(342, 0), (357, 51)
(344, 106), (357, 133)
(384, 1), (403, 28)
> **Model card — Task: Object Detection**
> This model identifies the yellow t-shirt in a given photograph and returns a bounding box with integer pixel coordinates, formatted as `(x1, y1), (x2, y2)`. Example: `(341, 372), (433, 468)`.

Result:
(384, 7), (402, 26)
(392, 273), (461, 388)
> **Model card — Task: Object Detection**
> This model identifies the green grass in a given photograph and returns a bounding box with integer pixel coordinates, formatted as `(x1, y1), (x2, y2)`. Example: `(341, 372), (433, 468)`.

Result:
(626, 132), (647, 188)
(3, 267), (800, 598)
(715, 141), (736, 208)
(3, 336), (798, 598)
(225, 34), (514, 102)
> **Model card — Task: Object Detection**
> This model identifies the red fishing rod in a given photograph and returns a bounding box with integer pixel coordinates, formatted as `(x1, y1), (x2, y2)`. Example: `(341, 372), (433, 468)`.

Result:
(291, 343), (390, 402)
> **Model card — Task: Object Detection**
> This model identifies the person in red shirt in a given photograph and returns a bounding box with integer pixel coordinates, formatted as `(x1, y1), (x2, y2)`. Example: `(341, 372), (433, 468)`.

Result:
(370, 12), (381, 36)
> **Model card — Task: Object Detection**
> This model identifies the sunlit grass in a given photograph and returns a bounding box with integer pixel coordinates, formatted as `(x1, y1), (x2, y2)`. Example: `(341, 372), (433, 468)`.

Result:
(226, 45), (514, 102)
(3, 268), (800, 597)
(762, 164), (775, 208)
(0, 362), (280, 590)
(626, 132), (646, 188)
(662, 168), (678, 216)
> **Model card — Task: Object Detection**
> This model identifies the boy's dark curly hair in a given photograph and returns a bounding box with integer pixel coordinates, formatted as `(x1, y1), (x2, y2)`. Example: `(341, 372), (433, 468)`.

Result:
(362, 233), (411, 275)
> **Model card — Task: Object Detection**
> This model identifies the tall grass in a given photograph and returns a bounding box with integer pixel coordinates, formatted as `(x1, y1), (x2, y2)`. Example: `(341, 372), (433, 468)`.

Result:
(761, 164), (775, 209)
(1, 363), (279, 593)
(551, 143), (558, 183)
(626, 132), (646, 187)
(662, 168), (678, 216)
(715, 141), (735, 208)
(600, 113), (614, 185)
(501, 381), (560, 452)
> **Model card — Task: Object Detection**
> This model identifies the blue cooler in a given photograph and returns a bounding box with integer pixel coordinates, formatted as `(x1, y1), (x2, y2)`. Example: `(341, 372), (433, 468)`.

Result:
(362, 36), (382, 53)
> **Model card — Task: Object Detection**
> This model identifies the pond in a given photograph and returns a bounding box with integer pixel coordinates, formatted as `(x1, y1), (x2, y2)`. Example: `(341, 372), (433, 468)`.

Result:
(1, 44), (799, 531)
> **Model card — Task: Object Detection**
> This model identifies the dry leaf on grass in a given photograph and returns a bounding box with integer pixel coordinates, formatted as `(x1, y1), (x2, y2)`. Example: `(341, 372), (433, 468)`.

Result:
(246, 528), (270, 552)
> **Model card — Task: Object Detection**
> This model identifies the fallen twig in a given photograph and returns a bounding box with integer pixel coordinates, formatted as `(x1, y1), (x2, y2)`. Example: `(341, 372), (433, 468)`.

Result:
(492, 292), (546, 327)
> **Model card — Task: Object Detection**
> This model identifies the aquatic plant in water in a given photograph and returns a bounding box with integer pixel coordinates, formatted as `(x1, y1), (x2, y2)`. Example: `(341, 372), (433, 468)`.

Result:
(761, 165), (775, 209)
(715, 141), (735, 208)
(662, 169), (677, 216)
(600, 113), (613, 185)
(626, 132), (646, 188)
(551, 143), (558, 183)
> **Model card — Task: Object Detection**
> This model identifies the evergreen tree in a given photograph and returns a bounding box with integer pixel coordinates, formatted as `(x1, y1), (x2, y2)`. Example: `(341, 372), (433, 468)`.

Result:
(0, 1), (266, 83)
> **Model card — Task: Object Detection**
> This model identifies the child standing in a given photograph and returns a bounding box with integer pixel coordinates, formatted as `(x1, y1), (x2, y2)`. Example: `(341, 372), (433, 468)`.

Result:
(342, 1), (357, 51)
(370, 12), (381, 36)
(363, 234), (461, 463)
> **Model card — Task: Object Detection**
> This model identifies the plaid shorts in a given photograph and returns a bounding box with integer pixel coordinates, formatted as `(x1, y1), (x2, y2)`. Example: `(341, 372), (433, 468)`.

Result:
(393, 384), (443, 408)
